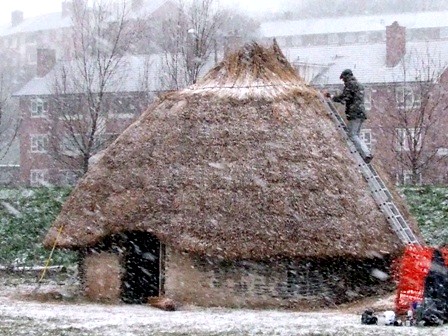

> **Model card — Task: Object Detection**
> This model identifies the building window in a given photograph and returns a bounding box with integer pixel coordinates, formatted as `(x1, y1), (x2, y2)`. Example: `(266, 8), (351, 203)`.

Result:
(395, 87), (421, 109)
(396, 128), (422, 152)
(60, 170), (82, 186)
(328, 34), (339, 45)
(30, 169), (48, 186)
(61, 134), (82, 157)
(109, 96), (139, 119)
(314, 34), (327, 45)
(437, 148), (448, 156)
(441, 27), (448, 39)
(30, 134), (49, 153)
(11, 37), (18, 49)
(344, 33), (356, 44)
(25, 32), (40, 45)
(31, 98), (48, 116)
(364, 88), (372, 111)
(358, 33), (369, 43)
(291, 36), (302, 47)
(277, 37), (288, 46)
(59, 114), (84, 121)
(360, 128), (372, 151)
(397, 170), (422, 185)
(26, 50), (36, 64)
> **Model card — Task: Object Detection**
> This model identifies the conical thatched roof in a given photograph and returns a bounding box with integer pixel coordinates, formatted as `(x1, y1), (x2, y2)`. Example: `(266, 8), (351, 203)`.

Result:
(44, 42), (419, 260)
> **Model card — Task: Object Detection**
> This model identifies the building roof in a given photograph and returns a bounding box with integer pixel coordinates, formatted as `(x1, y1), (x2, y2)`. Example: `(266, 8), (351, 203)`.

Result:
(260, 11), (448, 38)
(0, 12), (72, 36)
(283, 39), (448, 86)
(128, 0), (174, 19)
(44, 42), (414, 260)
(13, 54), (165, 96)
(14, 36), (448, 97)
(0, 0), (173, 37)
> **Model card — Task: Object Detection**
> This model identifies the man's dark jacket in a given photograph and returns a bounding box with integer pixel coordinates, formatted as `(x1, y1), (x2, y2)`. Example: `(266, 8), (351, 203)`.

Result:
(332, 75), (367, 120)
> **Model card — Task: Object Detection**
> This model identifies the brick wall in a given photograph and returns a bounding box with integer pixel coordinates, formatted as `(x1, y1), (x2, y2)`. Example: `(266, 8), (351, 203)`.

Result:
(17, 92), (152, 186)
(325, 82), (448, 185)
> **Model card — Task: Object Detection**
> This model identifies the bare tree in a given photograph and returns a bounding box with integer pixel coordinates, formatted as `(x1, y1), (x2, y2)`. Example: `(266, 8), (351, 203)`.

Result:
(49, 0), (145, 175)
(378, 48), (448, 185)
(154, 0), (229, 90)
(0, 56), (21, 162)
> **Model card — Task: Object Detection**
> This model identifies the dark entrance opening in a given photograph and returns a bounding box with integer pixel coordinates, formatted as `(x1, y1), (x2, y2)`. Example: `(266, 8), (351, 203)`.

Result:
(121, 231), (162, 304)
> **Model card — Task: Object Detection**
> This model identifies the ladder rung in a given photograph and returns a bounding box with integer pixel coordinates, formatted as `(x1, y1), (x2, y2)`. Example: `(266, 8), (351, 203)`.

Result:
(321, 96), (420, 246)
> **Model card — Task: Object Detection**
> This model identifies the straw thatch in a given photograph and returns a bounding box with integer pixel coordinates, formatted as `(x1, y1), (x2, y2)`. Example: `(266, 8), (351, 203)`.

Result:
(44, 41), (419, 260)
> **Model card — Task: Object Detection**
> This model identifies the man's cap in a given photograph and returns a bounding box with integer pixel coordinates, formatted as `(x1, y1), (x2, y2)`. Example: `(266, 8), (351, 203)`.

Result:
(340, 69), (353, 79)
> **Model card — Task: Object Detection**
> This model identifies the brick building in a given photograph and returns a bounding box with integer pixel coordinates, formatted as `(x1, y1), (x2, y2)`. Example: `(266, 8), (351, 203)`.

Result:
(0, 0), (177, 186)
(12, 8), (448, 186)
(13, 52), (164, 186)
(270, 20), (448, 185)
(259, 10), (448, 48)
(0, 0), (177, 72)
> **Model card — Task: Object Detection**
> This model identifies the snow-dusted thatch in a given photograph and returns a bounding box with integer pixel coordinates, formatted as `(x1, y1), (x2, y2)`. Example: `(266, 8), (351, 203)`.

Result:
(184, 41), (306, 99)
(44, 41), (417, 260)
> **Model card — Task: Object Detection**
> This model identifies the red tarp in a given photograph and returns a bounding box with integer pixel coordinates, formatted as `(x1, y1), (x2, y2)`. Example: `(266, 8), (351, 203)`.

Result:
(395, 244), (448, 314)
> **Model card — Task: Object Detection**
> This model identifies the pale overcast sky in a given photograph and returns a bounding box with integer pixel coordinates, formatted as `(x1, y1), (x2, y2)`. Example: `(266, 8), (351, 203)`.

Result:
(0, 0), (284, 25)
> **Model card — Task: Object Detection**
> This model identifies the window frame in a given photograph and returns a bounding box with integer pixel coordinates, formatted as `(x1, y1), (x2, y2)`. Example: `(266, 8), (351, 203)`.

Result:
(436, 148), (448, 156)
(30, 134), (49, 153)
(398, 170), (422, 185)
(395, 86), (421, 109)
(30, 98), (49, 117)
(59, 169), (82, 186)
(30, 169), (48, 186)
(328, 34), (339, 45)
(61, 133), (83, 157)
(396, 127), (422, 152)
(364, 88), (372, 111)
(344, 33), (356, 44)
(291, 36), (302, 47)
(360, 128), (372, 151)
(358, 33), (369, 43)
(441, 27), (448, 39)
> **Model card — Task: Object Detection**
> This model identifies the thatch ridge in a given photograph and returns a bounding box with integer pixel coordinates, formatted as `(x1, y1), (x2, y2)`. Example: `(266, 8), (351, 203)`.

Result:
(184, 40), (310, 100)
(202, 40), (299, 84)
(43, 42), (418, 260)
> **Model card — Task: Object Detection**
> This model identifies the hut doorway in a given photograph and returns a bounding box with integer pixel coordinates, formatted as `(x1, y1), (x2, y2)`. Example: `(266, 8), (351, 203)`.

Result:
(121, 231), (164, 304)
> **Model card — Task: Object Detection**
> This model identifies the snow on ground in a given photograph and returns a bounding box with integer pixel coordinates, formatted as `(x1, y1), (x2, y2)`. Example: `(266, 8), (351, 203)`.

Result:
(0, 278), (447, 335)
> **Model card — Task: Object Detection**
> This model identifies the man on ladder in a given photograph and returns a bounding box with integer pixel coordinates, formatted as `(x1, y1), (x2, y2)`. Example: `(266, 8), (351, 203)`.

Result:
(325, 69), (373, 163)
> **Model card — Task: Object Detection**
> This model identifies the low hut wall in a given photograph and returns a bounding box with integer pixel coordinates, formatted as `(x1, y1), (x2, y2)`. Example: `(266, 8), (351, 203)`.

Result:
(83, 251), (122, 302)
(165, 248), (394, 309)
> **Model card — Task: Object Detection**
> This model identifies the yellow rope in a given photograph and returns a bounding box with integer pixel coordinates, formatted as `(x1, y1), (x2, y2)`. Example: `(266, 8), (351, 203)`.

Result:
(37, 225), (64, 283)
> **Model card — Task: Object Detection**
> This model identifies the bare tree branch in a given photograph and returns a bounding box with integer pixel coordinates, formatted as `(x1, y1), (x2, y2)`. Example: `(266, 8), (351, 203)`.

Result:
(154, 0), (229, 89)
(382, 47), (448, 185)
(48, 0), (144, 175)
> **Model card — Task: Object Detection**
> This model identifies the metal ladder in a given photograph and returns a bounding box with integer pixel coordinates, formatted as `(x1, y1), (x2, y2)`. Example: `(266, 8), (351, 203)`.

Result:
(319, 94), (420, 246)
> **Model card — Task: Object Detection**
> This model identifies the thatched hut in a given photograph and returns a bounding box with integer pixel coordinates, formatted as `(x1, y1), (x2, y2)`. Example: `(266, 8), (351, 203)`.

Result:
(44, 42), (421, 308)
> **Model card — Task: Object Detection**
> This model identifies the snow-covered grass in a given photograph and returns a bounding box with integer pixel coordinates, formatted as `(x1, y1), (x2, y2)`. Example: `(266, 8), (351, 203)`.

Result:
(0, 187), (75, 267)
(401, 186), (448, 246)
(1, 295), (447, 335)
(0, 275), (447, 336)
(1, 187), (447, 335)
